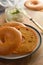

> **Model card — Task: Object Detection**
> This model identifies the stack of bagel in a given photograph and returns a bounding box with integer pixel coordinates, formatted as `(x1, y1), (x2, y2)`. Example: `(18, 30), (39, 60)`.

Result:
(0, 22), (38, 55)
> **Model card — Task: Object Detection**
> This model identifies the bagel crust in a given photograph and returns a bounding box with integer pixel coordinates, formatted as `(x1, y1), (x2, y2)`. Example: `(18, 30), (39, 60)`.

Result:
(0, 26), (22, 55)
(24, 0), (43, 11)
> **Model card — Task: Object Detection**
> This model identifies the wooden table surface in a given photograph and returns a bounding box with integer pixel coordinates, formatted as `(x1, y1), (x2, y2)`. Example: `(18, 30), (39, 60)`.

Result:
(0, 11), (43, 65)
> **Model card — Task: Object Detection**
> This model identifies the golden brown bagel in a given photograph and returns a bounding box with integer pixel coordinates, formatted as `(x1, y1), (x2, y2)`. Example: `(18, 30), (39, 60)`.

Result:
(13, 26), (38, 55)
(0, 26), (22, 55)
(24, 0), (43, 11)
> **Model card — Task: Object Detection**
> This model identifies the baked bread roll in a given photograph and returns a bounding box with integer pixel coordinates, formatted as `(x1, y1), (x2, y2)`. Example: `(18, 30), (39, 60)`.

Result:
(13, 26), (38, 54)
(0, 26), (22, 55)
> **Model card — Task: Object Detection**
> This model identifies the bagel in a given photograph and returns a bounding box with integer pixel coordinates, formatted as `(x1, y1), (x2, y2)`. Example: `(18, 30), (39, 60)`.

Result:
(24, 0), (43, 11)
(13, 26), (38, 54)
(0, 26), (22, 55)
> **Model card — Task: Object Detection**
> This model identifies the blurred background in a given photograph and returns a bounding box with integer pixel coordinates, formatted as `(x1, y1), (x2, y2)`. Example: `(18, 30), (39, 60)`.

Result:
(0, 0), (43, 27)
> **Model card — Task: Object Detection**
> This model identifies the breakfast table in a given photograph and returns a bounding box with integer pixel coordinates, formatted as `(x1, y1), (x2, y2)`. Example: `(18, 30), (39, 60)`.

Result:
(0, 5), (43, 65)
